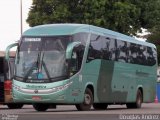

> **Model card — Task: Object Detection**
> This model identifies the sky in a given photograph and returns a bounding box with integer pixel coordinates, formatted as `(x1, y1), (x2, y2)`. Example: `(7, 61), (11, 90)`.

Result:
(0, 0), (32, 51)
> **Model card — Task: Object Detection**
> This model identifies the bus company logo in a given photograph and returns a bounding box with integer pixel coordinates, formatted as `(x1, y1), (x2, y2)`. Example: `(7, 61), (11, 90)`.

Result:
(34, 89), (38, 94)
(26, 85), (46, 89)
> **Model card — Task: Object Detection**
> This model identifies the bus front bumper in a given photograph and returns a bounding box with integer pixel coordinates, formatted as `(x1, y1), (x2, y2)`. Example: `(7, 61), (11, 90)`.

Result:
(12, 81), (72, 103)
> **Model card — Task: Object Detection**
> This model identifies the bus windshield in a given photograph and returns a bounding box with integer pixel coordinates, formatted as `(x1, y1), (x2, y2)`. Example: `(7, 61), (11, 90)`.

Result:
(15, 36), (71, 83)
(15, 33), (88, 83)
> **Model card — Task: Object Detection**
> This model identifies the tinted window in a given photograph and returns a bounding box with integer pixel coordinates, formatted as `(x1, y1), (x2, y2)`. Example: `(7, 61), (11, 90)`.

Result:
(136, 45), (147, 65)
(88, 34), (116, 61)
(88, 34), (102, 60)
(128, 43), (138, 64)
(101, 37), (110, 60)
(87, 34), (157, 66)
(146, 47), (157, 66)
(117, 40), (127, 62)
(73, 33), (88, 46)
(107, 38), (116, 61)
(73, 33), (89, 70)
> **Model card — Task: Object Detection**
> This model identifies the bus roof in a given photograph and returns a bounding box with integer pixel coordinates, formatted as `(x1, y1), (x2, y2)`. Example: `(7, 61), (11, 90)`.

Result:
(23, 23), (155, 48)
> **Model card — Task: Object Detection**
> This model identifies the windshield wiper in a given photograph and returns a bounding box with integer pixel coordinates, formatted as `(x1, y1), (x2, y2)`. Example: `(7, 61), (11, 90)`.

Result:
(42, 61), (51, 82)
(23, 61), (37, 81)
(23, 52), (40, 81)
(41, 52), (51, 82)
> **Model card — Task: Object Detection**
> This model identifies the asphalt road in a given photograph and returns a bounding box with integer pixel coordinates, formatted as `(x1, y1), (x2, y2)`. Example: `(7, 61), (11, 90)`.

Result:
(0, 103), (160, 120)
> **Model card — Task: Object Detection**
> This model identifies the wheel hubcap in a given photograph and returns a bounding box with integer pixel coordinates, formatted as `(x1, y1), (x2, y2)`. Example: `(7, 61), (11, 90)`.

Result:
(84, 94), (91, 105)
(137, 93), (142, 107)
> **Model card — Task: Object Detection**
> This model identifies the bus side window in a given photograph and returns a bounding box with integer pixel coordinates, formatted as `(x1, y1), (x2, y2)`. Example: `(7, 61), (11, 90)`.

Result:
(70, 44), (85, 75)
(128, 43), (137, 64)
(70, 50), (79, 73)
(152, 48), (157, 65)
(136, 45), (143, 65)
(72, 32), (88, 70)
(117, 40), (127, 62)
(88, 35), (117, 62)
(101, 37), (110, 60)
(102, 38), (116, 61)
(73, 45), (85, 70)
(136, 46), (147, 65)
(146, 47), (157, 66)
(87, 34), (102, 61)
(109, 39), (116, 61)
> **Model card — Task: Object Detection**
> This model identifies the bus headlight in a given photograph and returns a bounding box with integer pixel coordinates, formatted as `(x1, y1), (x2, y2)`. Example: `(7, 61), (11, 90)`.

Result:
(51, 81), (72, 93)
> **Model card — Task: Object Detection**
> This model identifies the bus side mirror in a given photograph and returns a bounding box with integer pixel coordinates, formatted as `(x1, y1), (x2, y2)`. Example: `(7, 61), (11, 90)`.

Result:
(5, 43), (18, 60)
(66, 42), (81, 59)
(66, 42), (82, 76)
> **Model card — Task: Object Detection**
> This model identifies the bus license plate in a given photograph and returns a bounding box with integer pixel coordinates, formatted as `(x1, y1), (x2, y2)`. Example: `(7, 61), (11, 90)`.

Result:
(32, 96), (42, 101)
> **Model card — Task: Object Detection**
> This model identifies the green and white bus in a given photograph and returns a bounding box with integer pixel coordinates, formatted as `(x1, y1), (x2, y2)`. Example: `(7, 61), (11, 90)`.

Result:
(6, 24), (157, 111)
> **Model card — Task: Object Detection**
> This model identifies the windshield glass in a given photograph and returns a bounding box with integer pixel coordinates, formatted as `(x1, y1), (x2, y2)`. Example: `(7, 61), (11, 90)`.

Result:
(15, 36), (71, 82)
(15, 33), (88, 83)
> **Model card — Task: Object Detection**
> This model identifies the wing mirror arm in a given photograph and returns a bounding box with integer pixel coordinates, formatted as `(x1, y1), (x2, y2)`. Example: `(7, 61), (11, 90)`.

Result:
(66, 42), (81, 59)
(5, 43), (18, 60)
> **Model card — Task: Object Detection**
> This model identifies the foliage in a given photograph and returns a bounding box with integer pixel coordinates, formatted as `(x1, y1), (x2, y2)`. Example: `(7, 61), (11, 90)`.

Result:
(27, 0), (160, 35)
(27, 0), (160, 63)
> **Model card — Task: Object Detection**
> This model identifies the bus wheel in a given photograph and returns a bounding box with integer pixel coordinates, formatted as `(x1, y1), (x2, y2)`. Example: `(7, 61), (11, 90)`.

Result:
(7, 104), (23, 109)
(126, 89), (143, 109)
(33, 103), (49, 112)
(75, 88), (93, 111)
(93, 103), (108, 110)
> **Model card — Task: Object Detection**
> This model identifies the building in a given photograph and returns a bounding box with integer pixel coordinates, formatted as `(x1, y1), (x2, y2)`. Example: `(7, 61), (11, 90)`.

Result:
(0, 51), (16, 57)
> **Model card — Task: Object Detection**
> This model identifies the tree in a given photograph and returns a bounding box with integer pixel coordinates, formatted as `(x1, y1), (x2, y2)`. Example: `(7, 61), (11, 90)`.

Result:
(27, 0), (142, 35)
(27, 0), (160, 36)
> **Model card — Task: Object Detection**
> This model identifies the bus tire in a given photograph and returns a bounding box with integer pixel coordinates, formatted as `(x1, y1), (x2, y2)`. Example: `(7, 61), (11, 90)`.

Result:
(33, 103), (49, 112)
(75, 88), (93, 111)
(126, 89), (143, 109)
(7, 104), (23, 109)
(93, 103), (108, 110)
